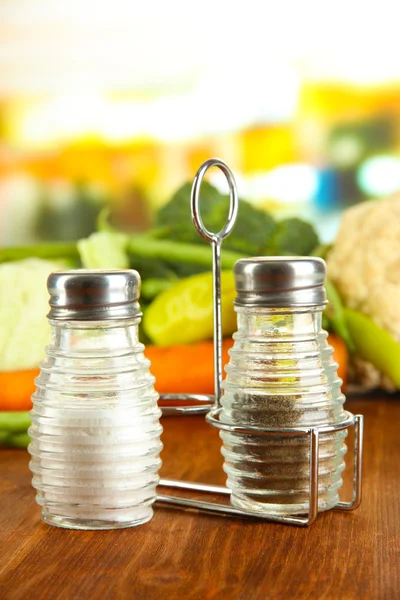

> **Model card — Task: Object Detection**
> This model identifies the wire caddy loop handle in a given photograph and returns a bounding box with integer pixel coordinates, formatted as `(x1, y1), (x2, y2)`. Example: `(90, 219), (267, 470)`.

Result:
(159, 158), (238, 416)
(157, 158), (364, 526)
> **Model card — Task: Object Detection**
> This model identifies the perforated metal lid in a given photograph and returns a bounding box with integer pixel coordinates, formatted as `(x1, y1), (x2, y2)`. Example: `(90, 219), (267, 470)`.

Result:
(234, 257), (327, 307)
(47, 270), (141, 320)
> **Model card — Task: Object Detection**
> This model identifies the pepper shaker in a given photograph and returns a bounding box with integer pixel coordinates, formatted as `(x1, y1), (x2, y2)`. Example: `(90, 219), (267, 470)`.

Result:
(219, 257), (347, 515)
(28, 270), (163, 530)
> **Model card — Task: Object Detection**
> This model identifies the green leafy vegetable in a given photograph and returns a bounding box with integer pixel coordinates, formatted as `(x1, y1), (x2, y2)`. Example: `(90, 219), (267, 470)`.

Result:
(157, 182), (277, 256)
(0, 258), (69, 370)
(271, 217), (320, 256)
(157, 181), (320, 258)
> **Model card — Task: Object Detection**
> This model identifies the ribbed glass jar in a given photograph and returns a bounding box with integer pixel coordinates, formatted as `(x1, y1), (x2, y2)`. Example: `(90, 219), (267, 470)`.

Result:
(220, 305), (347, 515)
(28, 316), (163, 530)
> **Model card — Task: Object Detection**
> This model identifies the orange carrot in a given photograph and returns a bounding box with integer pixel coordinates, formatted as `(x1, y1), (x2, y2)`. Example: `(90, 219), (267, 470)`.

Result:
(0, 369), (39, 411)
(144, 338), (234, 395)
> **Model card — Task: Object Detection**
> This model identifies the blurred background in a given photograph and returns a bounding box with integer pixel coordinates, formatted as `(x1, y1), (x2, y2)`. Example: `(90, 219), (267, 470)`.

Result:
(1, 0), (400, 245)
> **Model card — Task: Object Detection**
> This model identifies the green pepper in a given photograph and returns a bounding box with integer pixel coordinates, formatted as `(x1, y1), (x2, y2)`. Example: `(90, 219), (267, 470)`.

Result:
(143, 270), (237, 346)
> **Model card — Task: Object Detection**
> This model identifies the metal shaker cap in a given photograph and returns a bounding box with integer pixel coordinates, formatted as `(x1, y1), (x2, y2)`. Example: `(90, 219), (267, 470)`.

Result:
(47, 270), (141, 320)
(233, 257), (327, 307)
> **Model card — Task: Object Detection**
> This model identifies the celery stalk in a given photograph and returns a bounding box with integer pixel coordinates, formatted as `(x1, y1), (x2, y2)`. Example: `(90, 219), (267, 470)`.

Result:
(128, 235), (244, 269)
(0, 242), (79, 264)
(345, 307), (400, 387)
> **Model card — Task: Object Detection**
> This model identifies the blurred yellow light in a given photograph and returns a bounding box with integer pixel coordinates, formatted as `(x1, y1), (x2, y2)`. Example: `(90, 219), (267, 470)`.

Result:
(240, 126), (295, 173)
(298, 83), (400, 121)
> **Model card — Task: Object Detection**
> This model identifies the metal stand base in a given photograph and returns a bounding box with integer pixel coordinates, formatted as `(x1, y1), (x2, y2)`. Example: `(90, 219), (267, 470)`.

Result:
(156, 413), (363, 527)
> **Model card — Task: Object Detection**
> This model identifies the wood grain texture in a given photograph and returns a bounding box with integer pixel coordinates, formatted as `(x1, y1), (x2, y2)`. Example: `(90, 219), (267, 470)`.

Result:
(0, 396), (399, 600)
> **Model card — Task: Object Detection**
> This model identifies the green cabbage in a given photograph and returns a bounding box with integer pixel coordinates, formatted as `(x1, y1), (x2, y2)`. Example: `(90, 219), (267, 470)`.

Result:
(0, 258), (68, 371)
(78, 231), (129, 269)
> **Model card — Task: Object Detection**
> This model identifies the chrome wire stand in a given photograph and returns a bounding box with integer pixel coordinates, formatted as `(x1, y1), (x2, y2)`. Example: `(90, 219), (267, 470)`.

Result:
(156, 158), (364, 526)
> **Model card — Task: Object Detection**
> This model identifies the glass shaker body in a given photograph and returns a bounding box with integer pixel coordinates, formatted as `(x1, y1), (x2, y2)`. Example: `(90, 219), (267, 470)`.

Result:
(28, 271), (163, 530)
(220, 304), (347, 516)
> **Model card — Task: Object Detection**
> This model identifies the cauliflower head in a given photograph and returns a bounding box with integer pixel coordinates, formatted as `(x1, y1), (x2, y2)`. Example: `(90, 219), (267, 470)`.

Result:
(327, 195), (400, 389)
(327, 195), (400, 343)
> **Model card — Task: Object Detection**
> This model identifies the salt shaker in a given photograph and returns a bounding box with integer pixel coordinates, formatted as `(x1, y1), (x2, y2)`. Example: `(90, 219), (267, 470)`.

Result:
(28, 270), (163, 530)
(220, 257), (347, 516)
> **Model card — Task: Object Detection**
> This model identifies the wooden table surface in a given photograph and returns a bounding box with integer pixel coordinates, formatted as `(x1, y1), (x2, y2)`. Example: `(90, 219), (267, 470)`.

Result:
(0, 395), (399, 600)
